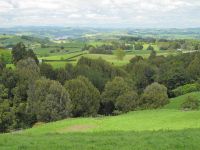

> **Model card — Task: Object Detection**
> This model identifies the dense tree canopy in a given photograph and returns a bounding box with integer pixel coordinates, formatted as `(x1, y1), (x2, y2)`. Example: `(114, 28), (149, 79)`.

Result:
(141, 82), (169, 109)
(27, 78), (71, 122)
(65, 76), (100, 117)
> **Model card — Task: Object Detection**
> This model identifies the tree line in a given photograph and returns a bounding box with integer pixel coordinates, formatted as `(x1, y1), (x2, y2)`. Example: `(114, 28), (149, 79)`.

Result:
(1, 42), (200, 132)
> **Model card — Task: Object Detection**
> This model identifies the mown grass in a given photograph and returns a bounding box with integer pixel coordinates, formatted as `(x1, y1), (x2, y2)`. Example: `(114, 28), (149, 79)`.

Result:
(1, 92), (200, 149)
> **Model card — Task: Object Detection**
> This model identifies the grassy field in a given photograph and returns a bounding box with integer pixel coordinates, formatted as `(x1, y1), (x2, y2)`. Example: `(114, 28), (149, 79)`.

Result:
(40, 50), (178, 68)
(1, 92), (200, 150)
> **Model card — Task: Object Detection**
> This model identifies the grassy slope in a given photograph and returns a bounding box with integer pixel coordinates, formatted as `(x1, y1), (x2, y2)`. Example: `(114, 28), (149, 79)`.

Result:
(1, 92), (200, 149)
(164, 92), (200, 109)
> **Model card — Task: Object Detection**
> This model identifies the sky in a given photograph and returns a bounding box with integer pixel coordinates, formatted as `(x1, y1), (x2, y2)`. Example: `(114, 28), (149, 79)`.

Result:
(0, 0), (200, 28)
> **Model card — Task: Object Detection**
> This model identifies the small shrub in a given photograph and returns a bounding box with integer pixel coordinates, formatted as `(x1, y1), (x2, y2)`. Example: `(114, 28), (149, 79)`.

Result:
(172, 84), (199, 97)
(181, 96), (199, 110)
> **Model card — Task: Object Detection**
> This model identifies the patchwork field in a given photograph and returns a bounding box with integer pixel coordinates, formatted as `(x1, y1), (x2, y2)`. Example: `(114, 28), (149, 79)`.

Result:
(1, 92), (200, 150)
(39, 50), (178, 68)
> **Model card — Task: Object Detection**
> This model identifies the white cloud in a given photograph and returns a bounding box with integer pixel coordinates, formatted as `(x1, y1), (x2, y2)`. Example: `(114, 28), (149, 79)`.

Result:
(0, 0), (199, 28)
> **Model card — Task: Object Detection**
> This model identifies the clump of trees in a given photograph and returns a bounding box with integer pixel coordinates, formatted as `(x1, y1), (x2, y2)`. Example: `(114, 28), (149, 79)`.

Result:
(12, 42), (38, 64)
(134, 43), (143, 50)
(27, 78), (71, 122)
(83, 43), (132, 54)
(101, 77), (138, 114)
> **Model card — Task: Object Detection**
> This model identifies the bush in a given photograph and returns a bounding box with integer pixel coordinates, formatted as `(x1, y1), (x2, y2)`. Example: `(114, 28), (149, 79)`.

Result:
(141, 82), (169, 109)
(181, 96), (199, 110)
(101, 77), (132, 114)
(115, 91), (139, 113)
(172, 83), (199, 97)
(65, 76), (100, 117)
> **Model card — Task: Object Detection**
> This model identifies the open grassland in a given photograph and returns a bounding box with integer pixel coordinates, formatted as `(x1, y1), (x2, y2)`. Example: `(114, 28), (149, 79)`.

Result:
(1, 92), (200, 150)
(41, 50), (178, 68)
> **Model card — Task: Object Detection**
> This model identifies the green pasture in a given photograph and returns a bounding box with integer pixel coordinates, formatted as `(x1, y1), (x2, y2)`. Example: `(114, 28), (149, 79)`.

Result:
(1, 92), (200, 149)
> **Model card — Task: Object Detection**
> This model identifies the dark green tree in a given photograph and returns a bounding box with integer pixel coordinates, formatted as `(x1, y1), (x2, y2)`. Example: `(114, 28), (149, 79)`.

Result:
(115, 91), (139, 113)
(101, 77), (132, 114)
(27, 78), (71, 122)
(65, 76), (100, 117)
(141, 82), (169, 109)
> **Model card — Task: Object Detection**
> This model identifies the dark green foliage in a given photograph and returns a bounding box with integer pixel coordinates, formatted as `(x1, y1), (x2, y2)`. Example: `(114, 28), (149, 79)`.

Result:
(26, 49), (39, 64)
(0, 100), (13, 132)
(0, 84), (8, 102)
(12, 42), (27, 64)
(187, 55), (200, 80)
(40, 63), (56, 80)
(27, 78), (71, 122)
(115, 91), (139, 113)
(16, 58), (40, 82)
(65, 76), (100, 117)
(12, 42), (38, 64)
(147, 45), (154, 51)
(128, 60), (157, 92)
(181, 96), (199, 110)
(148, 50), (156, 60)
(0, 58), (6, 71)
(158, 57), (189, 92)
(134, 43), (143, 50)
(101, 77), (133, 114)
(0, 68), (18, 98)
(129, 56), (143, 64)
(55, 64), (74, 84)
(141, 82), (169, 109)
(76, 57), (127, 91)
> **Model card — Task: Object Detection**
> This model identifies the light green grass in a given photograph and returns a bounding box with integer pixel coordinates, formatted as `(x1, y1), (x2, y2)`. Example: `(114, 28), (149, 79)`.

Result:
(164, 92), (200, 110)
(1, 92), (200, 149)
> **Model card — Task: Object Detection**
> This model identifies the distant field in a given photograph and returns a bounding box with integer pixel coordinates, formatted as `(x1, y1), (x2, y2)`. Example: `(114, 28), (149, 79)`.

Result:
(41, 50), (178, 68)
(1, 92), (200, 149)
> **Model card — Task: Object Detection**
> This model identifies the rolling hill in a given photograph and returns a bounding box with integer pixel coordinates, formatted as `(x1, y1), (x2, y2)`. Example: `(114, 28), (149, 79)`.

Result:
(1, 92), (200, 149)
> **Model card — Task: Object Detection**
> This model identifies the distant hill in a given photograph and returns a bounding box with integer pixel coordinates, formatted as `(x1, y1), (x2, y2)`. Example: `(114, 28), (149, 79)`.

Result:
(1, 27), (200, 39)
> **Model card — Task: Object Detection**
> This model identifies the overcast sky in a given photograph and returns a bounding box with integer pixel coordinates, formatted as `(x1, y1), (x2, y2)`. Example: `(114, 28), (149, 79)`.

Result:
(0, 0), (200, 28)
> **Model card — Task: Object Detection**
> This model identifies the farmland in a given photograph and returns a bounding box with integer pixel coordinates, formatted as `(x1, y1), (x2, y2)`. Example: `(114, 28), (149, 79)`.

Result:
(1, 92), (200, 150)
(1, 28), (200, 150)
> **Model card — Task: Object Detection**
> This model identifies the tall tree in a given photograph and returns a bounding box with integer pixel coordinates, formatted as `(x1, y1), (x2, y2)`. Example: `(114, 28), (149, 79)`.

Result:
(27, 78), (71, 122)
(65, 76), (100, 117)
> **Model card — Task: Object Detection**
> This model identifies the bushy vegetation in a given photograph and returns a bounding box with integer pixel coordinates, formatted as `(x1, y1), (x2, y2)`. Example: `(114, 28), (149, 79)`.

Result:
(1, 39), (200, 133)
(181, 96), (200, 110)
(141, 82), (169, 109)
(65, 76), (100, 117)
(172, 83), (199, 96)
